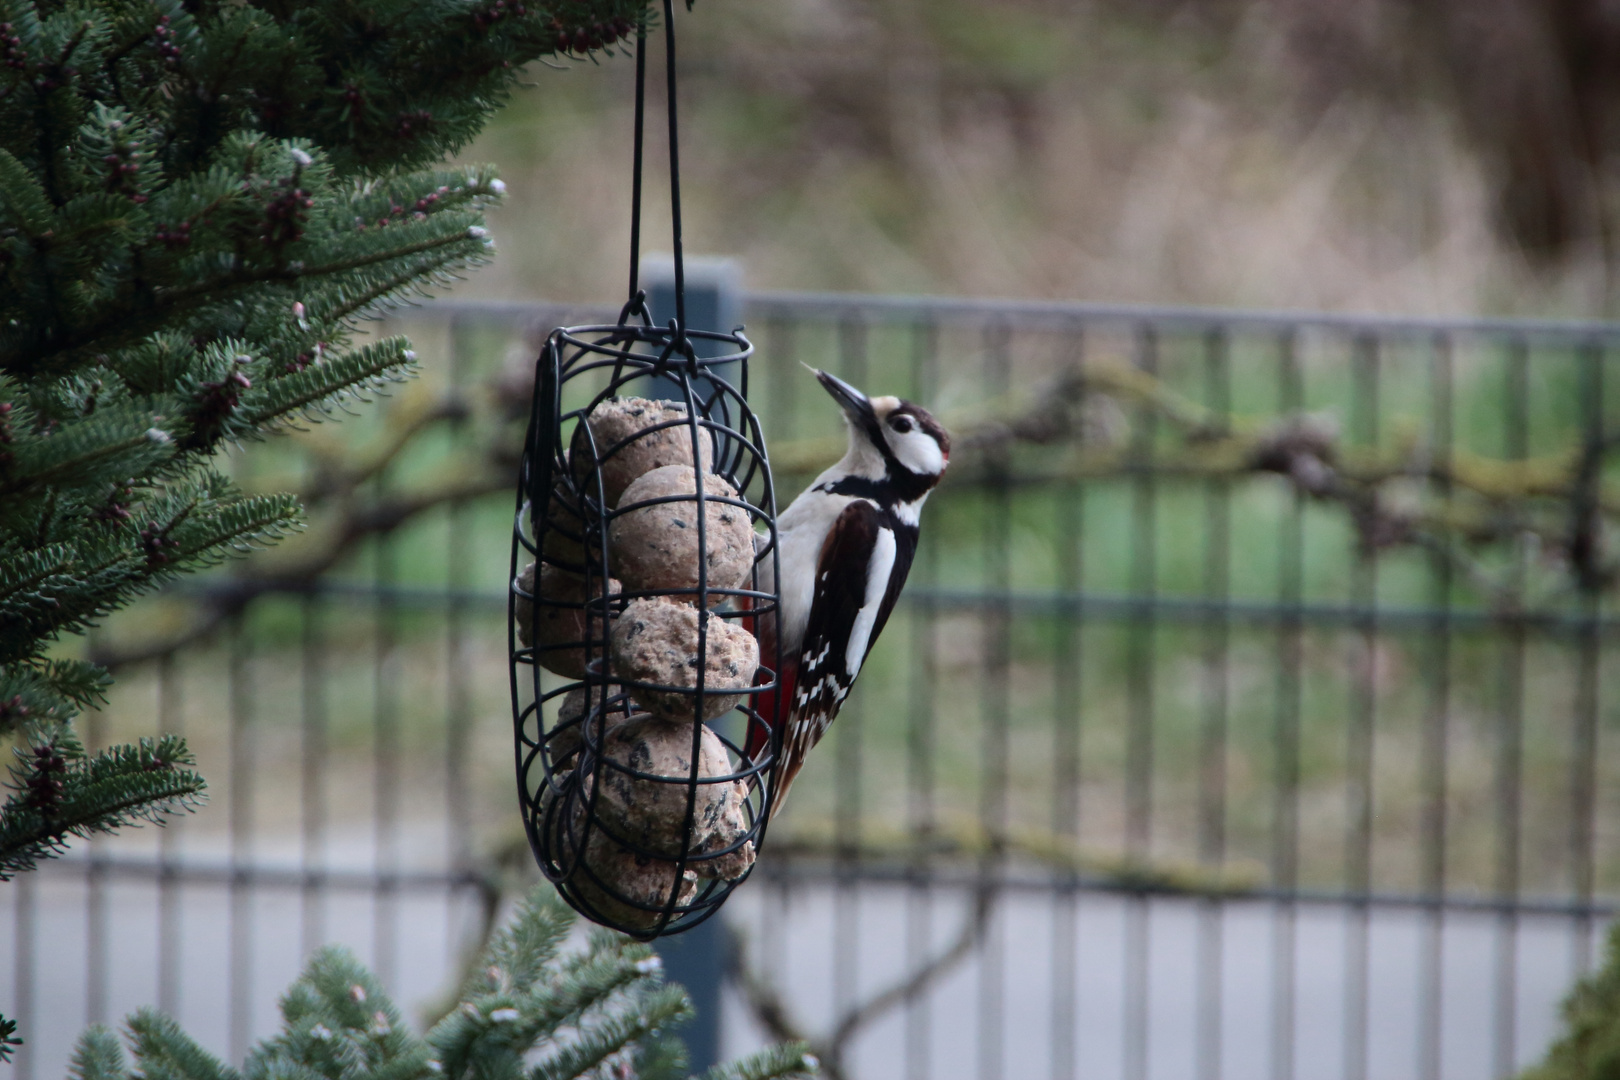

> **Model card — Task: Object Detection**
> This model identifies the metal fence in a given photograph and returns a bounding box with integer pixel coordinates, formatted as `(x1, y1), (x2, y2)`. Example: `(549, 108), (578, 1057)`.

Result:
(6, 290), (1620, 1080)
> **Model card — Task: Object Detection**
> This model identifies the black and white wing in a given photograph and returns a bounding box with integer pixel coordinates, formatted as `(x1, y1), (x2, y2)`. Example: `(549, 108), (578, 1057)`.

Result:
(777, 500), (916, 802)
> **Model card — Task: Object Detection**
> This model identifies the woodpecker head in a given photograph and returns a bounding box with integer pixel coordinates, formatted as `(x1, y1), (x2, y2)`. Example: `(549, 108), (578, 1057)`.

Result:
(814, 368), (950, 500)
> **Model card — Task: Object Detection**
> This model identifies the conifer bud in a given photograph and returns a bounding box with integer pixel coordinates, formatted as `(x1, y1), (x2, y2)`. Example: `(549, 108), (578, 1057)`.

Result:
(24, 745), (66, 812)
(1, 22), (26, 69)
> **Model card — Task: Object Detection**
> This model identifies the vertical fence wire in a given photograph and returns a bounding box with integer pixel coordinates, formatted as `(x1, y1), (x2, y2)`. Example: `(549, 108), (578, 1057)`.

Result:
(1572, 341), (1604, 975)
(759, 307), (795, 1066)
(12, 839), (35, 1080)
(1270, 330), (1304, 1080)
(1344, 333), (1381, 1080)
(832, 314), (868, 1050)
(767, 317), (798, 444)
(157, 651), (183, 1019)
(978, 319), (1013, 1080)
(1196, 327), (1232, 1080)
(1492, 336), (1530, 1080)
(1050, 321), (1087, 1080)
(301, 595), (327, 958)
(1417, 333), (1455, 1080)
(756, 312), (799, 1050)
(84, 685), (107, 1027)
(373, 487), (400, 986)
(1123, 323), (1159, 1080)
(905, 315), (941, 1080)
(228, 613), (253, 1063)
(446, 315), (473, 943)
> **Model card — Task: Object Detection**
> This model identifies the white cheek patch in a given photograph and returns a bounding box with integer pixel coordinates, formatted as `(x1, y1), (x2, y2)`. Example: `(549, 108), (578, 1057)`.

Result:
(891, 430), (945, 476)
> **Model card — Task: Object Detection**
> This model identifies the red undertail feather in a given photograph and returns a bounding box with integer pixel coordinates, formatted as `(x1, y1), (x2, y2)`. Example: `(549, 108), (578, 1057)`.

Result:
(745, 656), (796, 764)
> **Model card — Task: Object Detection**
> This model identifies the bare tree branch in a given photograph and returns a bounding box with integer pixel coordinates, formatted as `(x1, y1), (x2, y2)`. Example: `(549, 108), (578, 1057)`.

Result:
(728, 875), (997, 1080)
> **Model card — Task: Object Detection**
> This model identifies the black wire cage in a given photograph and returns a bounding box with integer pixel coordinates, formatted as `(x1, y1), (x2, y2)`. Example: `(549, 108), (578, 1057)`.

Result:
(507, 310), (785, 938)
(504, 0), (786, 938)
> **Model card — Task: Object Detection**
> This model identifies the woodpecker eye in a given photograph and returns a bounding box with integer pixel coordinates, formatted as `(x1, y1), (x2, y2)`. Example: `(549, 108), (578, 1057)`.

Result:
(891, 417), (913, 433)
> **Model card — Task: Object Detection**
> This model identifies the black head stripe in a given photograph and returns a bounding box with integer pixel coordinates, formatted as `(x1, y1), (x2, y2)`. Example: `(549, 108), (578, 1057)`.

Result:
(851, 400), (947, 503)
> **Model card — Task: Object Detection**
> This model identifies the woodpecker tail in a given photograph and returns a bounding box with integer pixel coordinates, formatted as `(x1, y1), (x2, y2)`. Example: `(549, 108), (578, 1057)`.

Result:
(743, 612), (802, 818)
(741, 576), (803, 818)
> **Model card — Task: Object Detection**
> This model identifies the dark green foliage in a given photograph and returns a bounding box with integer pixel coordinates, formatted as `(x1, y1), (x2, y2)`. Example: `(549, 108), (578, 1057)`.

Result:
(0, 1012), (20, 1063)
(67, 887), (817, 1080)
(1520, 922), (1620, 1080)
(0, 0), (646, 877)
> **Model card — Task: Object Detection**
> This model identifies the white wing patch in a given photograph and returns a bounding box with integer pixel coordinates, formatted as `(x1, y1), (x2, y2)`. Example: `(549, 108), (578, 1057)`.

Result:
(844, 526), (896, 681)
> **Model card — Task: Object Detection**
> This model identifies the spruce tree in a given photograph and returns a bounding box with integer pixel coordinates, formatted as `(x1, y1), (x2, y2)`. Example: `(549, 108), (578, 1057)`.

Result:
(0, 0), (644, 879)
(66, 886), (818, 1080)
(1519, 920), (1620, 1080)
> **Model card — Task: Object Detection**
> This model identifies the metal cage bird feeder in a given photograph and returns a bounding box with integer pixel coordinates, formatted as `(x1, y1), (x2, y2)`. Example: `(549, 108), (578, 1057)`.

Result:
(507, 0), (784, 938)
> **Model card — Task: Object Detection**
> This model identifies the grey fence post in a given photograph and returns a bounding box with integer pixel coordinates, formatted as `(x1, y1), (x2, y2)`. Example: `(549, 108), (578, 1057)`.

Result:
(641, 253), (741, 1074)
(641, 253), (743, 397)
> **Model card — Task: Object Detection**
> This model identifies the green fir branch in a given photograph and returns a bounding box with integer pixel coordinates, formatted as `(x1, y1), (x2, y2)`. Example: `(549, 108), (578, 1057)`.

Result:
(0, 658), (102, 737)
(61, 886), (815, 1080)
(0, 542), (78, 612)
(0, 406), (177, 500)
(238, 337), (418, 429)
(0, 147), (55, 234)
(164, 489), (303, 565)
(1519, 921), (1620, 1080)
(0, 1013), (21, 1066)
(125, 1010), (240, 1080)
(525, 984), (693, 1080)
(68, 1026), (124, 1080)
(467, 883), (575, 996)
(699, 1045), (822, 1080)
(36, 657), (113, 707)
(0, 734), (206, 880)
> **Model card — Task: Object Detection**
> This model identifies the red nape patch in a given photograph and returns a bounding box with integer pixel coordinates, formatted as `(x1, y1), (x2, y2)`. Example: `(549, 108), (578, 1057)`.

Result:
(744, 658), (797, 763)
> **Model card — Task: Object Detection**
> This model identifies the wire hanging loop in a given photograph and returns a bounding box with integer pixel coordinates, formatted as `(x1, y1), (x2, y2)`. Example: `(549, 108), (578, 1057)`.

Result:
(623, 21), (648, 316)
(508, 321), (783, 939)
(620, 0), (689, 334)
(660, 0), (688, 337)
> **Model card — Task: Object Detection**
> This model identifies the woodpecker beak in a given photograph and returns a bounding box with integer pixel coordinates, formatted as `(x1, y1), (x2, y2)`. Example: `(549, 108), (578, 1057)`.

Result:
(814, 368), (877, 426)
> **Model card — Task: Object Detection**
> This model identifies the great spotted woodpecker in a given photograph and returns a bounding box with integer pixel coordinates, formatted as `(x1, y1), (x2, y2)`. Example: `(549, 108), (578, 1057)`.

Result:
(747, 368), (950, 813)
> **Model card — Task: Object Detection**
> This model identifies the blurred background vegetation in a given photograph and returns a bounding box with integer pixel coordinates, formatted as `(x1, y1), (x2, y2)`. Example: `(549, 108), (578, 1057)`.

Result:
(463, 0), (1620, 317)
